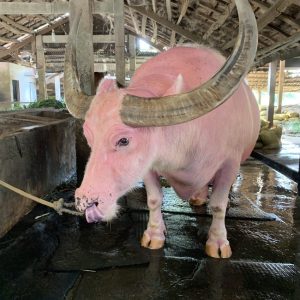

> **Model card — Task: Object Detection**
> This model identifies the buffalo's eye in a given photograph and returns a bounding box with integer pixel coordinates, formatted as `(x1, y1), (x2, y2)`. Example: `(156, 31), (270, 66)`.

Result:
(116, 137), (129, 147)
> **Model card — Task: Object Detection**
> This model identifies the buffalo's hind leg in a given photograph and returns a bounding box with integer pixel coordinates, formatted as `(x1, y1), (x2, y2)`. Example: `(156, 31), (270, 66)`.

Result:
(141, 171), (166, 249)
(205, 160), (239, 258)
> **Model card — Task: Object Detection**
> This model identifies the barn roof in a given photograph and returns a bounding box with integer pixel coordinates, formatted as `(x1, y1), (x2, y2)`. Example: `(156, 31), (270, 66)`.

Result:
(0, 0), (299, 73)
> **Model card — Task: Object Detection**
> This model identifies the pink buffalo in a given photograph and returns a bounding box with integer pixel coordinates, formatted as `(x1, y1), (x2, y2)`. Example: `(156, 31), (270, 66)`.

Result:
(64, 0), (259, 258)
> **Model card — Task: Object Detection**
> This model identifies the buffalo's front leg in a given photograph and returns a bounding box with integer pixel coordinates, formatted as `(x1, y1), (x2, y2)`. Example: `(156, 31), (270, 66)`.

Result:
(141, 171), (166, 249)
(205, 160), (239, 258)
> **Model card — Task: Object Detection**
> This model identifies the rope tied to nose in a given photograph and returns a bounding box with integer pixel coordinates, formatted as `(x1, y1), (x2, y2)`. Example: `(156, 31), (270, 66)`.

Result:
(0, 179), (84, 217)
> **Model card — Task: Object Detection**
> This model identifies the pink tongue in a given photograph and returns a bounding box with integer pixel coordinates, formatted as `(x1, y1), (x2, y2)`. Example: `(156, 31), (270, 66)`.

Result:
(85, 204), (103, 223)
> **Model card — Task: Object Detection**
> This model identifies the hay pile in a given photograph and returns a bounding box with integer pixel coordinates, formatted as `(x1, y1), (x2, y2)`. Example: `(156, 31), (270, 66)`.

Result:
(256, 106), (300, 149)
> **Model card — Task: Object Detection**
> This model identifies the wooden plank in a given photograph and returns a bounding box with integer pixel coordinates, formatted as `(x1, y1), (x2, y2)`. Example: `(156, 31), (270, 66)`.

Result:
(114, 0), (126, 86)
(267, 60), (278, 128)
(0, 1), (113, 15)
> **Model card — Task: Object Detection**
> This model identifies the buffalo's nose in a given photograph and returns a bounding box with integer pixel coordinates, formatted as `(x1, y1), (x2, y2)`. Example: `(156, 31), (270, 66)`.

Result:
(75, 196), (86, 212)
(75, 194), (95, 212)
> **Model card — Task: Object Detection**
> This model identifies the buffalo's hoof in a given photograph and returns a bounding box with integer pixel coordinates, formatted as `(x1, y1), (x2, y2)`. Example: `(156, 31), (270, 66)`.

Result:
(205, 241), (232, 258)
(141, 232), (165, 250)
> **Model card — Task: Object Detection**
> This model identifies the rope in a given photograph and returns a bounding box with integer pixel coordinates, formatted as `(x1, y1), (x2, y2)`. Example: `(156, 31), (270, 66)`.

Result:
(0, 180), (84, 217)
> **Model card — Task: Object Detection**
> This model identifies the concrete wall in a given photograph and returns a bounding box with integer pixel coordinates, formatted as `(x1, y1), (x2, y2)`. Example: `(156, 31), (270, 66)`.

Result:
(0, 110), (76, 237)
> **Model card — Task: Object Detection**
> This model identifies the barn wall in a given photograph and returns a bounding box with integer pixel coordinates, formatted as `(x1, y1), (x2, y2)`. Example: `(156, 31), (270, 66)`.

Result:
(0, 62), (37, 110)
(0, 110), (76, 238)
(8, 63), (37, 103)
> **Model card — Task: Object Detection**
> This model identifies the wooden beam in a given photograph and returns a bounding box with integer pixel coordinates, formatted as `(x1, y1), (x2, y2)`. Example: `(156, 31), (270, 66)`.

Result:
(127, 5), (204, 45)
(223, 0), (294, 50)
(69, 0), (95, 95)
(125, 26), (164, 51)
(0, 15), (32, 33)
(256, 31), (300, 59)
(203, 0), (235, 40)
(42, 35), (120, 44)
(125, 24), (164, 52)
(276, 60), (285, 114)
(114, 0), (126, 86)
(255, 31), (300, 66)
(0, 36), (20, 44)
(267, 60), (278, 128)
(36, 35), (47, 100)
(256, 0), (294, 31)
(0, 1), (113, 15)
(128, 35), (136, 75)
(0, 21), (24, 35)
(253, 0), (300, 29)
(0, 17), (68, 60)
(170, 0), (189, 46)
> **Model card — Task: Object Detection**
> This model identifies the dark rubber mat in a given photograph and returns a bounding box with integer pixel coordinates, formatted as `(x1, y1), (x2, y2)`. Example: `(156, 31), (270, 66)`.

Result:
(70, 257), (299, 300)
(125, 187), (279, 221)
(48, 212), (150, 272)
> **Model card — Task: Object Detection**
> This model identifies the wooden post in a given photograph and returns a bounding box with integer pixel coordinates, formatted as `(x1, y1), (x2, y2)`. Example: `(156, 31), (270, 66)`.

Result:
(267, 60), (278, 128)
(258, 89), (262, 105)
(55, 75), (61, 100)
(276, 60), (285, 114)
(128, 35), (136, 77)
(69, 0), (94, 95)
(114, 0), (125, 86)
(36, 35), (47, 100)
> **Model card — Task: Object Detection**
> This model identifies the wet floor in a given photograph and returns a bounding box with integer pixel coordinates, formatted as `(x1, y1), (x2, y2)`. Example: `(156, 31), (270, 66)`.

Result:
(0, 158), (299, 300)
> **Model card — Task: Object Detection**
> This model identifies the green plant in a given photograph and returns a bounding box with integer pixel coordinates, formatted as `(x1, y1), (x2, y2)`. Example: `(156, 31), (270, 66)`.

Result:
(27, 98), (66, 109)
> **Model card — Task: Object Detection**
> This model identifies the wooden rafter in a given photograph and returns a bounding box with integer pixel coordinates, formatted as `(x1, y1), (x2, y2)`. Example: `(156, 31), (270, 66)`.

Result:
(203, 0), (235, 41)
(0, 35), (20, 44)
(170, 0), (189, 46)
(253, 0), (300, 29)
(0, 15), (32, 34)
(0, 1), (113, 15)
(0, 16), (68, 59)
(0, 21), (24, 35)
(126, 5), (203, 45)
(223, 0), (295, 50)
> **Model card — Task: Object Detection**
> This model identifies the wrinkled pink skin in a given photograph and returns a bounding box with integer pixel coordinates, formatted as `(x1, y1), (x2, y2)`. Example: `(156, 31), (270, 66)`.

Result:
(75, 46), (260, 257)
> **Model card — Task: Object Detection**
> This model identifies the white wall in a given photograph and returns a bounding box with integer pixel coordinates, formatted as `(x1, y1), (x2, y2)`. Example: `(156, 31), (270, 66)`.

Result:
(8, 63), (37, 103)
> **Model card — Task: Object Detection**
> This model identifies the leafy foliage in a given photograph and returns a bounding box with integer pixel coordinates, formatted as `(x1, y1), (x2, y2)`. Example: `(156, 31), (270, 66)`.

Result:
(27, 97), (66, 109)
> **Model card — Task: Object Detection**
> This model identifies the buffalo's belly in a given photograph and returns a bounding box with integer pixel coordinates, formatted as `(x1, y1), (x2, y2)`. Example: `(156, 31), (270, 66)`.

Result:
(162, 173), (208, 200)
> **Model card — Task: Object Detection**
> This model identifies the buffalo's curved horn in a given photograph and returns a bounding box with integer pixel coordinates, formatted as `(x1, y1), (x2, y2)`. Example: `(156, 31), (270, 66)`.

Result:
(120, 0), (258, 127)
(64, 11), (94, 119)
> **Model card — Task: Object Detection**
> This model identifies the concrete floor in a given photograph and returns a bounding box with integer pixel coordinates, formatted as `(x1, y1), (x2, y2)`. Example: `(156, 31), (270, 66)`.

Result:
(0, 158), (299, 300)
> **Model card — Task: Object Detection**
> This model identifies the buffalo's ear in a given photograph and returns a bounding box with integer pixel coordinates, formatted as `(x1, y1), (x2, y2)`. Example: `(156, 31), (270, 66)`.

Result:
(163, 74), (187, 96)
(97, 78), (118, 94)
